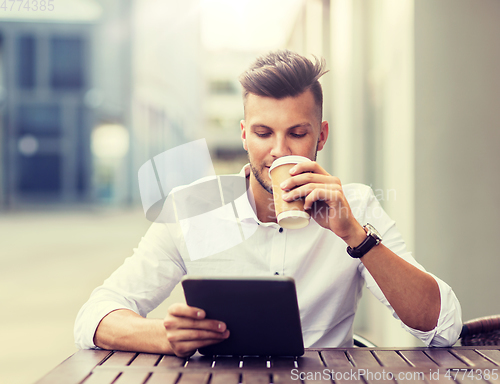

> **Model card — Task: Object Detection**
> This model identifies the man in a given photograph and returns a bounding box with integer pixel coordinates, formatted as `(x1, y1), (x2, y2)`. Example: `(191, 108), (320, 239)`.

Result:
(75, 50), (462, 357)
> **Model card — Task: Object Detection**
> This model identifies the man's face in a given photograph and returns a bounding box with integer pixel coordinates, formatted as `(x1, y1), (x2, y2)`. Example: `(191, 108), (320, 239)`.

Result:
(240, 89), (329, 194)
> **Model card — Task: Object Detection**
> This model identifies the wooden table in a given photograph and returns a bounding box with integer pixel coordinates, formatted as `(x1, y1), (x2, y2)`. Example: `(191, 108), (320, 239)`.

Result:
(35, 346), (500, 384)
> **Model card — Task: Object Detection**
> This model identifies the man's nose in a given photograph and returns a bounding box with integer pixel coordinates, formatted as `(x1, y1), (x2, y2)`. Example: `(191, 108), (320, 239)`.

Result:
(270, 136), (292, 158)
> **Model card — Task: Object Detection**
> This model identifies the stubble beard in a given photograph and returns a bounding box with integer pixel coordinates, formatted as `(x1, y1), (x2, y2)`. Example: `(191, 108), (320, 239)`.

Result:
(249, 160), (274, 195)
(248, 142), (319, 196)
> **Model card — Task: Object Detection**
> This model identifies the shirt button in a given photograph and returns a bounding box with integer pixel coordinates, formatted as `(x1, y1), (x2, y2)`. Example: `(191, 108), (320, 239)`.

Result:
(279, 228), (283, 233)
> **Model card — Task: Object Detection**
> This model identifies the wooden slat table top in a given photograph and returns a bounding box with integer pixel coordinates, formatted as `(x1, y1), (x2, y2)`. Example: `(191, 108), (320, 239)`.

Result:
(35, 346), (500, 384)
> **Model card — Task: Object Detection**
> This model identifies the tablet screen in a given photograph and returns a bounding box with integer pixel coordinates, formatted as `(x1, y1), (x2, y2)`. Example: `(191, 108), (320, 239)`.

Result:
(181, 276), (304, 356)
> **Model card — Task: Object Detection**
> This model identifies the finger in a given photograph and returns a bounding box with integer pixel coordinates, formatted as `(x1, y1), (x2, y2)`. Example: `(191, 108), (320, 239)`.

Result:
(168, 303), (206, 319)
(171, 336), (230, 358)
(292, 186), (342, 210)
(304, 188), (345, 211)
(164, 316), (227, 333)
(167, 329), (230, 343)
(306, 201), (331, 229)
(282, 184), (315, 202)
(283, 183), (341, 205)
(289, 161), (328, 176)
(281, 173), (339, 191)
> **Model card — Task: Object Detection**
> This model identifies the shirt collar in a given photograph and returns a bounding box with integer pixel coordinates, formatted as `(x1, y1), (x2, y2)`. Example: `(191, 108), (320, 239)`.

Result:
(238, 163), (251, 178)
(233, 164), (258, 222)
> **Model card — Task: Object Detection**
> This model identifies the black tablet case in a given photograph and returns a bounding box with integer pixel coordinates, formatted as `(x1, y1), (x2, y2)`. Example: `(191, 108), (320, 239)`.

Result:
(182, 276), (304, 356)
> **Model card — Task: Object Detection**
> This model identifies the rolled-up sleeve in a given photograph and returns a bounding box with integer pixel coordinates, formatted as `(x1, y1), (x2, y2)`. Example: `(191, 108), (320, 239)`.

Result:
(401, 273), (462, 347)
(74, 222), (186, 349)
(357, 185), (462, 347)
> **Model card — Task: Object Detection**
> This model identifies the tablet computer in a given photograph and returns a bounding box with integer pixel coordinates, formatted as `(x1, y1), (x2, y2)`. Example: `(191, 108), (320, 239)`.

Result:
(181, 276), (304, 356)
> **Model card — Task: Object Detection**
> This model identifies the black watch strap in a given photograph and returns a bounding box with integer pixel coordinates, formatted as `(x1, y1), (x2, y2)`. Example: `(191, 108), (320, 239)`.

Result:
(346, 224), (382, 258)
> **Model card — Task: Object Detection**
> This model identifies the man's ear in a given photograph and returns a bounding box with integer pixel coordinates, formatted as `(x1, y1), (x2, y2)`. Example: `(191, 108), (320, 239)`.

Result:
(240, 120), (248, 151)
(317, 121), (329, 151)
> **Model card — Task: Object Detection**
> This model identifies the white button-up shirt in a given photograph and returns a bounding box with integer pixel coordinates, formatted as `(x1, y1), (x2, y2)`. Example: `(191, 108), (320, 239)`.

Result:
(75, 165), (462, 350)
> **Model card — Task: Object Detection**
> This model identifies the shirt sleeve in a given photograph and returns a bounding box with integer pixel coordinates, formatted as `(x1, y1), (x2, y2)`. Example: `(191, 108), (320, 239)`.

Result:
(355, 185), (462, 347)
(74, 221), (186, 350)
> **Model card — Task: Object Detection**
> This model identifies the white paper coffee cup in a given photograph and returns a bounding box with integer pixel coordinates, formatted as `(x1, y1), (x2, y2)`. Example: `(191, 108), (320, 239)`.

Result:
(269, 155), (311, 229)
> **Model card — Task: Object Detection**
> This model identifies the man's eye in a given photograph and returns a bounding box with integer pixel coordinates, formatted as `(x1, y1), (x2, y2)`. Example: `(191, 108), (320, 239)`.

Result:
(291, 133), (307, 138)
(256, 132), (271, 137)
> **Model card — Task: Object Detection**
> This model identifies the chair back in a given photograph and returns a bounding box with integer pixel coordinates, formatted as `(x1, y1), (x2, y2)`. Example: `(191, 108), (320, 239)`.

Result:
(353, 334), (377, 348)
(460, 315), (500, 346)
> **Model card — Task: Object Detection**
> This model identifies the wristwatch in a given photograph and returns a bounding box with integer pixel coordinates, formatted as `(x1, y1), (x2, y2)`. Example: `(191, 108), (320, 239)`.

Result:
(346, 223), (382, 258)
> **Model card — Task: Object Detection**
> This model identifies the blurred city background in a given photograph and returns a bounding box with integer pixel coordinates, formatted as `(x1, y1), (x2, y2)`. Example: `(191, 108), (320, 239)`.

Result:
(1, 0), (500, 383)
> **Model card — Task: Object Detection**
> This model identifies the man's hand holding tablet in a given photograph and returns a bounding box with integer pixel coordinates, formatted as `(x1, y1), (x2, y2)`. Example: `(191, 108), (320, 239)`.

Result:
(163, 303), (229, 358)
(178, 276), (304, 357)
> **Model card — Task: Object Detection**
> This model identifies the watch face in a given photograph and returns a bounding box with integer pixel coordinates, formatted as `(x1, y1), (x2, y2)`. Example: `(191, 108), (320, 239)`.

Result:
(365, 223), (382, 241)
(347, 224), (382, 258)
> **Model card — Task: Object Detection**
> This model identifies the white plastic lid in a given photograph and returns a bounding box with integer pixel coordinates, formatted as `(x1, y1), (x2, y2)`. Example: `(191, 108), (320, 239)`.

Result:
(277, 210), (310, 229)
(269, 155), (311, 177)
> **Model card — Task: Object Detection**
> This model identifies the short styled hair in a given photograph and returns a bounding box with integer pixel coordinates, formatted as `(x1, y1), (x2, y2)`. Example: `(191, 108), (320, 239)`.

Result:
(239, 49), (328, 120)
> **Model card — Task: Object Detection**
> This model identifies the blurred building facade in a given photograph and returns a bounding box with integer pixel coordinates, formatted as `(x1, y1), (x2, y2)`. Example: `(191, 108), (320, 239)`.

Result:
(0, 0), (133, 207)
(0, 0), (206, 209)
(0, 20), (95, 206)
(202, 49), (256, 174)
(0, 0), (280, 210)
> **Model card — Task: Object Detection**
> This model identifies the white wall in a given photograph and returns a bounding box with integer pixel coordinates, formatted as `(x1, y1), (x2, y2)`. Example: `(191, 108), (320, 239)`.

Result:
(414, 0), (500, 322)
(329, 0), (418, 347)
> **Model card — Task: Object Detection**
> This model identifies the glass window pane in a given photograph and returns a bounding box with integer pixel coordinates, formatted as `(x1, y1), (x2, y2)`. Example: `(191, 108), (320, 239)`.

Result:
(18, 155), (61, 193)
(76, 106), (88, 194)
(0, 34), (5, 91)
(17, 105), (61, 138)
(50, 37), (85, 90)
(17, 35), (36, 89)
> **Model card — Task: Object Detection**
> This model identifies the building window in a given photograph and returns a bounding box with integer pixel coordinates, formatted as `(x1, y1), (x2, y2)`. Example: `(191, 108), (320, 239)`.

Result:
(17, 35), (36, 89)
(0, 34), (5, 91)
(18, 104), (61, 138)
(50, 37), (84, 90)
(19, 155), (61, 193)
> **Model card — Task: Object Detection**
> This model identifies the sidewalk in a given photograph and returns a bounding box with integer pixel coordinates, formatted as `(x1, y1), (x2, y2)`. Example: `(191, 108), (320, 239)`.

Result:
(0, 207), (184, 384)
